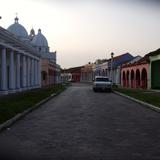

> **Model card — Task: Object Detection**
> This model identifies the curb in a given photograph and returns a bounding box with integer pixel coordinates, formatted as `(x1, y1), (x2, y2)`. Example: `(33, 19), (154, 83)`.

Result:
(113, 91), (160, 113)
(0, 89), (64, 132)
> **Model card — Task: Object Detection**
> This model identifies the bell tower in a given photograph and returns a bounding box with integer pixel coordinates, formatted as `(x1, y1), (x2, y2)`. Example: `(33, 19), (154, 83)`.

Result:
(29, 28), (35, 40)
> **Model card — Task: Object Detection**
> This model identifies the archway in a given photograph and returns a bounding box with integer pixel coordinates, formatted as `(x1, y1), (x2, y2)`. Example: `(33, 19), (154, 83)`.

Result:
(122, 71), (126, 87)
(41, 71), (47, 86)
(126, 70), (129, 88)
(131, 70), (134, 88)
(141, 68), (147, 89)
(136, 69), (140, 88)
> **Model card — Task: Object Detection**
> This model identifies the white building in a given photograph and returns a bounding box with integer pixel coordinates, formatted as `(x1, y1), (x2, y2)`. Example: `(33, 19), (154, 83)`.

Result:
(0, 16), (61, 95)
(92, 61), (108, 80)
(0, 17), (41, 95)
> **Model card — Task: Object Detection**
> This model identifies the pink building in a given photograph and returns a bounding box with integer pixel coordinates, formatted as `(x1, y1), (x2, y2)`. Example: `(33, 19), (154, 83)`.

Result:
(30, 29), (57, 87)
(121, 56), (149, 89)
(41, 60), (56, 86)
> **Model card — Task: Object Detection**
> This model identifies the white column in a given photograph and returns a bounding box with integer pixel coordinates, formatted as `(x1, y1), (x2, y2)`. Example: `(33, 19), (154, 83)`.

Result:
(22, 55), (27, 88)
(27, 57), (31, 88)
(31, 58), (34, 87)
(36, 60), (39, 86)
(37, 60), (41, 87)
(16, 53), (20, 89)
(9, 50), (15, 90)
(34, 59), (37, 86)
(1, 48), (7, 91)
(36, 60), (38, 86)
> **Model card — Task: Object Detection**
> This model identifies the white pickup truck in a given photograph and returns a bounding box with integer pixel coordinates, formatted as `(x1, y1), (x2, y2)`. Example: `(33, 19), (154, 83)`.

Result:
(93, 76), (112, 92)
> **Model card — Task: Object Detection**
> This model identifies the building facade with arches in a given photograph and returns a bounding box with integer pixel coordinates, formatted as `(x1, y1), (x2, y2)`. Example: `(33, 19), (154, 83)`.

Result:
(121, 56), (149, 89)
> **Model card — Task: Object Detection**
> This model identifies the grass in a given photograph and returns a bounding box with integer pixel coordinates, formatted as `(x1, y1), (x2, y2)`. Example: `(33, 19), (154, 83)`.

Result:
(0, 84), (68, 124)
(114, 88), (160, 108)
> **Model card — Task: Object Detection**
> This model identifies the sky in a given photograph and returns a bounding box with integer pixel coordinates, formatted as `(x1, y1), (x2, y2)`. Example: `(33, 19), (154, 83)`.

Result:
(0, 0), (160, 68)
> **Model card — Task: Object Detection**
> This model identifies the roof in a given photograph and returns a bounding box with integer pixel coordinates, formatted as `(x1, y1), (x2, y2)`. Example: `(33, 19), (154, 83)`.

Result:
(121, 48), (160, 68)
(31, 29), (48, 47)
(108, 53), (134, 69)
(62, 66), (84, 73)
(0, 26), (39, 57)
(7, 17), (28, 39)
(122, 54), (149, 68)
(145, 48), (160, 57)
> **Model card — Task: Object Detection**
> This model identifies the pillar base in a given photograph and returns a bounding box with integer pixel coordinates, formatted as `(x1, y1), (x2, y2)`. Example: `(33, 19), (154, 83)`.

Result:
(21, 87), (28, 91)
(8, 89), (16, 94)
(0, 90), (8, 96)
(27, 87), (32, 90)
(15, 88), (22, 92)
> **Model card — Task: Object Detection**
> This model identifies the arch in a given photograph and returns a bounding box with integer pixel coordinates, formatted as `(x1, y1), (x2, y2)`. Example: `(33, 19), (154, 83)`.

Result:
(141, 68), (147, 89)
(131, 70), (135, 88)
(122, 71), (126, 87)
(105, 69), (108, 77)
(126, 70), (130, 88)
(136, 69), (140, 88)
(102, 69), (105, 76)
(98, 70), (100, 76)
(41, 71), (47, 86)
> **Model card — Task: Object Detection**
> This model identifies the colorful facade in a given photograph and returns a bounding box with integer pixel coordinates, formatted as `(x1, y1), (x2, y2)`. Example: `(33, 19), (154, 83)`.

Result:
(61, 66), (83, 82)
(148, 48), (160, 89)
(92, 53), (134, 85)
(30, 29), (58, 87)
(41, 59), (57, 86)
(81, 63), (94, 82)
(121, 56), (149, 89)
(92, 61), (108, 80)
(121, 49), (160, 90)
(108, 53), (134, 86)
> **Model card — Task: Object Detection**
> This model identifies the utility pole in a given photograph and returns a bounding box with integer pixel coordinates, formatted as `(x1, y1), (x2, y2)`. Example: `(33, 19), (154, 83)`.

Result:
(111, 52), (114, 85)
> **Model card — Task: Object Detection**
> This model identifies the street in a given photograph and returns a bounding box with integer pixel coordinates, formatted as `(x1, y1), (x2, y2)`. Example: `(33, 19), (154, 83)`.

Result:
(0, 83), (160, 160)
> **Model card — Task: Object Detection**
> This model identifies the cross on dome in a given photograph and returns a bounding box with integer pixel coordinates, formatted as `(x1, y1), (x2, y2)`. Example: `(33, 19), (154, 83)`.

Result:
(14, 16), (19, 23)
(38, 29), (41, 33)
(14, 13), (19, 23)
(7, 14), (28, 39)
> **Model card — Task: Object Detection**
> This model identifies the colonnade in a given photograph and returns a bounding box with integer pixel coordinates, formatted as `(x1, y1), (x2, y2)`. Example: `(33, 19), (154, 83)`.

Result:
(0, 47), (41, 95)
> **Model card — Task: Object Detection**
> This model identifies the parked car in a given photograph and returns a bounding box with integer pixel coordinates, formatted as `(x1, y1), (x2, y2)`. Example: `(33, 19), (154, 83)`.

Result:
(93, 76), (112, 92)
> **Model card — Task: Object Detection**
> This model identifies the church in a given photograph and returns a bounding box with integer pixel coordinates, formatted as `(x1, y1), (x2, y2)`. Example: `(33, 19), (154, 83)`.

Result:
(0, 16), (60, 95)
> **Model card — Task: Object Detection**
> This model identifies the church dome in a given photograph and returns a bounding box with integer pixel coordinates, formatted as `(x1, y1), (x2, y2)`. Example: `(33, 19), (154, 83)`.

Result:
(7, 17), (28, 39)
(31, 29), (48, 47)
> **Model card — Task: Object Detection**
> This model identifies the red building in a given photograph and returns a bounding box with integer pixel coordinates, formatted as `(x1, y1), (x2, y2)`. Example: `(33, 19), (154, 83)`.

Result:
(62, 66), (83, 82)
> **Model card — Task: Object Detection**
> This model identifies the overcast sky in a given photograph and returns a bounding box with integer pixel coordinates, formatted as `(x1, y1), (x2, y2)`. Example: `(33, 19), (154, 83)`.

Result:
(0, 0), (160, 68)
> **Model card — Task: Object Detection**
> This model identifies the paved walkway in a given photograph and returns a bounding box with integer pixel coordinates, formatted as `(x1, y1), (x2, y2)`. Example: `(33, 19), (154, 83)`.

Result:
(0, 83), (160, 160)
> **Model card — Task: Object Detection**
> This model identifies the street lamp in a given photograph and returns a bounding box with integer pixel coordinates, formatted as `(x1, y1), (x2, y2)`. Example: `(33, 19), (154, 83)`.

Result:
(111, 52), (114, 85)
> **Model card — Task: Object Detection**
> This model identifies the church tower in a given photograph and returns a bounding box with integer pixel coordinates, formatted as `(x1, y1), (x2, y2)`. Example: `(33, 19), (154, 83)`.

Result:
(29, 28), (35, 40)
